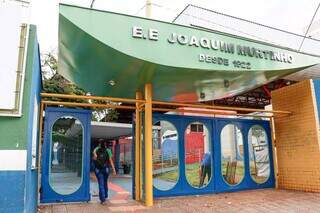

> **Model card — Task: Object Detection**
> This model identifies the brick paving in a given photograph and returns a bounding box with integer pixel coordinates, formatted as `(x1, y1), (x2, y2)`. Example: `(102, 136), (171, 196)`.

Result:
(38, 189), (320, 213)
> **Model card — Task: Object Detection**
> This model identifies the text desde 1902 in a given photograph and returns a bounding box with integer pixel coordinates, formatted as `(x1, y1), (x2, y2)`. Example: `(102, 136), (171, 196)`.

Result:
(199, 54), (251, 69)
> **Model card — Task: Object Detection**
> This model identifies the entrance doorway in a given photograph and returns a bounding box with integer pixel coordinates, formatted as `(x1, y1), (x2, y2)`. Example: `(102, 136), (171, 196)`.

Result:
(89, 122), (133, 202)
(40, 106), (275, 203)
(40, 107), (134, 203)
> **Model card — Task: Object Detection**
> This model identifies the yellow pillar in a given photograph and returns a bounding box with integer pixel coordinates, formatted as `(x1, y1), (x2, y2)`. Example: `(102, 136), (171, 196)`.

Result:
(135, 91), (142, 201)
(270, 117), (278, 189)
(144, 84), (153, 206)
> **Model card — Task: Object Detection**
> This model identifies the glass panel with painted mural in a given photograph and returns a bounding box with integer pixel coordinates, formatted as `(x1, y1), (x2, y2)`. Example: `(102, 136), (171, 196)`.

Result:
(152, 121), (179, 191)
(221, 124), (244, 185)
(248, 125), (270, 183)
(49, 116), (83, 195)
(185, 122), (212, 188)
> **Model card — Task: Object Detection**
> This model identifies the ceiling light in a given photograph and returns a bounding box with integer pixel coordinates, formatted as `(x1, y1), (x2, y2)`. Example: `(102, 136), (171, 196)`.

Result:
(224, 79), (230, 88)
(200, 92), (205, 99)
(108, 80), (116, 86)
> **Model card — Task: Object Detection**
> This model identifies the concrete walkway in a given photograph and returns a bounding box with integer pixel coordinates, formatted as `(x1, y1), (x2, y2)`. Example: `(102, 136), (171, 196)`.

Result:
(39, 189), (320, 212)
(39, 174), (146, 212)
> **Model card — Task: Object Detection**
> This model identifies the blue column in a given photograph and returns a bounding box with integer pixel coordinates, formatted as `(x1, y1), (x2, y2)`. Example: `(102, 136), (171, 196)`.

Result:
(313, 80), (320, 120)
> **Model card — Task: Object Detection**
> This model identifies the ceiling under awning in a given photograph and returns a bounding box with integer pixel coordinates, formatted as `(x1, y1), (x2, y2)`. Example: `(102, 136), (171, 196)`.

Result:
(58, 4), (320, 102)
(68, 121), (132, 139)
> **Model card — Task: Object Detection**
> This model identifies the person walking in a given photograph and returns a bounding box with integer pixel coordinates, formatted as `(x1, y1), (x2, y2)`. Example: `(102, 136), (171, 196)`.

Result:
(199, 152), (211, 187)
(93, 139), (116, 204)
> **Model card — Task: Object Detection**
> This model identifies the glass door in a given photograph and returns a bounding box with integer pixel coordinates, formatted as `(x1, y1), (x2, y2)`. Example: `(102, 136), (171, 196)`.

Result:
(40, 107), (91, 203)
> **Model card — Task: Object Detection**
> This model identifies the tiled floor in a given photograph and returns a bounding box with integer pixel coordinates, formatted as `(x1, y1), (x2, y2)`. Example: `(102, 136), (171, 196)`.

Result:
(38, 189), (320, 212)
(90, 175), (132, 202)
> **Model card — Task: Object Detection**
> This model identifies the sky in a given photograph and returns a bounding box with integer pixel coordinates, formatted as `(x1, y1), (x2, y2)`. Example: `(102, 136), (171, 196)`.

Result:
(29, 0), (320, 53)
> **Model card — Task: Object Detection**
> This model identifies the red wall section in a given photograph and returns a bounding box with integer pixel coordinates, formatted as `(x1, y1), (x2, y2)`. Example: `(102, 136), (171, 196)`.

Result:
(185, 132), (204, 164)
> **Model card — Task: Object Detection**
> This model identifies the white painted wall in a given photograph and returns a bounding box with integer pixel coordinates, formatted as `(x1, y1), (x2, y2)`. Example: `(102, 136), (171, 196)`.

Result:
(0, 0), (30, 111)
(0, 150), (27, 171)
(31, 96), (39, 169)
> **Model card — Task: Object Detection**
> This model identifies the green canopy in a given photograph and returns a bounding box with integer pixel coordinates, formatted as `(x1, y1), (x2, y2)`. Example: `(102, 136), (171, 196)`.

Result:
(58, 4), (320, 102)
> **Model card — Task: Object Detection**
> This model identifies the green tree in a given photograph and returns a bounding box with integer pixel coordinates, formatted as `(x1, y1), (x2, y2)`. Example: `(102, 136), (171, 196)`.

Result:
(41, 51), (119, 122)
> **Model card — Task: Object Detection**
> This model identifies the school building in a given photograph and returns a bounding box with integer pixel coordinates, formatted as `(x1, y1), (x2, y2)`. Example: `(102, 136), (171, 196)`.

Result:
(1, 2), (320, 213)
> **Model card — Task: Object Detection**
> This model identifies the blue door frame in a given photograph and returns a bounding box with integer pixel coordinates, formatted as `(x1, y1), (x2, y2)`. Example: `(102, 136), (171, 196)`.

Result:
(152, 113), (275, 198)
(40, 107), (91, 203)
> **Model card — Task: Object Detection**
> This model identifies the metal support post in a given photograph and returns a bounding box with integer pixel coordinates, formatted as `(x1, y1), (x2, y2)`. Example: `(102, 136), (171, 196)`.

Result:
(144, 84), (153, 206)
(135, 91), (142, 200)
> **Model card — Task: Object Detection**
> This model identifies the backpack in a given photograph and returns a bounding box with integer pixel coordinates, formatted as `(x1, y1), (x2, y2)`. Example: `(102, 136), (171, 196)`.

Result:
(95, 148), (109, 169)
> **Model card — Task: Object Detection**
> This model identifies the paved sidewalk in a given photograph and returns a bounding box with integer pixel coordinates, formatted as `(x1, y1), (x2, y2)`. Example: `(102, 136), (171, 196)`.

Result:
(38, 189), (320, 213)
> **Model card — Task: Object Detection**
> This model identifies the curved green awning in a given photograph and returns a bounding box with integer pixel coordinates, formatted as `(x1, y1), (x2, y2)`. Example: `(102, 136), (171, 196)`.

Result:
(58, 4), (320, 102)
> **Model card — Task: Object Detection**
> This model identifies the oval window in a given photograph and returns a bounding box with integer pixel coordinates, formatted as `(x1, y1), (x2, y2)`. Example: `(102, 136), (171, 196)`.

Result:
(248, 125), (270, 183)
(49, 116), (84, 195)
(185, 122), (212, 188)
(152, 121), (179, 191)
(221, 124), (244, 185)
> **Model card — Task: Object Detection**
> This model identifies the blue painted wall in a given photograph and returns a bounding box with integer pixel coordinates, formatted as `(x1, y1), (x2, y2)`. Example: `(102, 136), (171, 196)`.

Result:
(0, 172), (26, 212)
(313, 80), (320, 119)
(25, 25), (42, 213)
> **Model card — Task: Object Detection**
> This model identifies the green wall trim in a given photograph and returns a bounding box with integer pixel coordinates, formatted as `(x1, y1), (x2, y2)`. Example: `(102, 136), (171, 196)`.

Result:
(0, 25), (37, 150)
